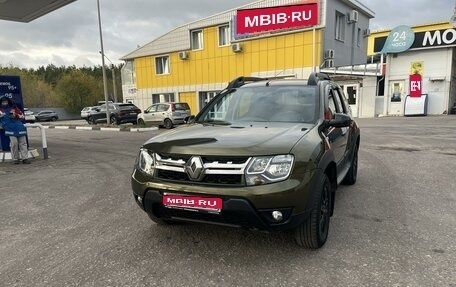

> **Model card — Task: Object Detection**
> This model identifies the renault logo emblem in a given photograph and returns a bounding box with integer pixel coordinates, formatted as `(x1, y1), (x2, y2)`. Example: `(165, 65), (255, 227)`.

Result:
(186, 156), (204, 180)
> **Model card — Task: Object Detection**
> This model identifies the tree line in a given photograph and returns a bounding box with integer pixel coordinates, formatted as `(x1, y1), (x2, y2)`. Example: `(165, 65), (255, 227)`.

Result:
(0, 64), (123, 113)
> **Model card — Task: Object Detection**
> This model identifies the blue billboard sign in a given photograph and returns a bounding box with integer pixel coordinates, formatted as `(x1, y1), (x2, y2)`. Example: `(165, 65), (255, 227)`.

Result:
(381, 25), (415, 54)
(0, 75), (24, 152)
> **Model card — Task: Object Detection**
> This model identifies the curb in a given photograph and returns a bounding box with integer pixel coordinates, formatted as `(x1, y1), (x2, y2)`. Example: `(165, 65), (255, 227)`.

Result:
(43, 125), (159, 132)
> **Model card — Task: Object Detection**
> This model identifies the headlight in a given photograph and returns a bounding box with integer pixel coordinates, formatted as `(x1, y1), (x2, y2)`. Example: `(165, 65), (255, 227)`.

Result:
(138, 148), (155, 176)
(246, 154), (294, 186)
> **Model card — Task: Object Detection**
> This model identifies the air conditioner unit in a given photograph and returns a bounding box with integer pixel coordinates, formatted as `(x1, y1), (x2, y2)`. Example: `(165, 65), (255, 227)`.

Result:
(178, 51), (189, 60)
(231, 43), (242, 53)
(363, 28), (371, 38)
(348, 10), (359, 23)
(324, 49), (335, 59)
(323, 59), (334, 69)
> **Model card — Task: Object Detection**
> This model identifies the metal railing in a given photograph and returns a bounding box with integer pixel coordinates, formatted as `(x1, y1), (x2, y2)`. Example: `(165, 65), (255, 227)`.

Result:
(25, 123), (48, 159)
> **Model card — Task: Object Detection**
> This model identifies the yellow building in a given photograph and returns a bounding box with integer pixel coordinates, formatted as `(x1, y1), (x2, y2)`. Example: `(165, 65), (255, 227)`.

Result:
(121, 0), (374, 114)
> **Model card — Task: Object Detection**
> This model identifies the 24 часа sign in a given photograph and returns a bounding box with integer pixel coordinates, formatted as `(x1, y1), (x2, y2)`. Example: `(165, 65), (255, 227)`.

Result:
(374, 28), (456, 53)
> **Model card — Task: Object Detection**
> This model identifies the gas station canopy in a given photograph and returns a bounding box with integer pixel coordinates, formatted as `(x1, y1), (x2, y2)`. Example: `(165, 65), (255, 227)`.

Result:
(0, 0), (76, 22)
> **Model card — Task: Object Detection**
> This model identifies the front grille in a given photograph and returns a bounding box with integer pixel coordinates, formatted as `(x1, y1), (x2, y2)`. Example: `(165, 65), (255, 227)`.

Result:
(157, 206), (252, 227)
(201, 156), (249, 165)
(157, 170), (189, 181)
(203, 174), (243, 185)
(154, 153), (251, 186)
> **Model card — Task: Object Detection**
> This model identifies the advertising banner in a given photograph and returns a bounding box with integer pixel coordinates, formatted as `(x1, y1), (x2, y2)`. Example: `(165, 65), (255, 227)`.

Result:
(410, 61), (423, 97)
(235, 3), (319, 37)
(0, 76), (24, 152)
(409, 74), (422, 97)
(380, 25), (415, 54)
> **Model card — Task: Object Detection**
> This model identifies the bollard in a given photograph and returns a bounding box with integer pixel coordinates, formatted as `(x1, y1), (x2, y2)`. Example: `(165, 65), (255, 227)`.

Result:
(24, 123), (48, 159)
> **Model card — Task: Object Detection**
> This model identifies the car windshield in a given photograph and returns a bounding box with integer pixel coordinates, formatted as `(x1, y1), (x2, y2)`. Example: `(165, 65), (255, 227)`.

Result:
(196, 85), (318, 124)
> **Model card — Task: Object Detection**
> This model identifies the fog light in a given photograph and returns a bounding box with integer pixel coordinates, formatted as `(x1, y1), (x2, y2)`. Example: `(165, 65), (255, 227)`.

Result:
(271, 211), (283, 222)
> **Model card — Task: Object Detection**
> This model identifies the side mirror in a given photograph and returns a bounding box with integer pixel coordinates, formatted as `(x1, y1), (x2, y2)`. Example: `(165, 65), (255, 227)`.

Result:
(325, 113), (352, 128)
(144, 110), (149, 114)
(184, 115), (195, 124)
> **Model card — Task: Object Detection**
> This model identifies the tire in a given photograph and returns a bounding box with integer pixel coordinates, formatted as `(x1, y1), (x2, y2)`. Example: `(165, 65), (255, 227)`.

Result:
(87, 117), (96, 125)
(138, 118), (145, 125)
(342, 145), (359, 185)
(164, 118), (173, 129)
(51, 117), (57, 121)
(294, 174), (331, 249)
(110, 115), (118, 125)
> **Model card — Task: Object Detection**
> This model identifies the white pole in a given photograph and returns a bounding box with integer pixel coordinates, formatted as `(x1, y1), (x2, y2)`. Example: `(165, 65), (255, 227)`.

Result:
(97, 0), (110, 124)
(312, 28), (316, 73)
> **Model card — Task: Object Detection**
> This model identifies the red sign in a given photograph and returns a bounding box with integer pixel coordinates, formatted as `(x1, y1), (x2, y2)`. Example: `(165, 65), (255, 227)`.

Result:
(410, 74), (422, 97)
(162, 195), (223, 212)
(236, 3), (319, 35)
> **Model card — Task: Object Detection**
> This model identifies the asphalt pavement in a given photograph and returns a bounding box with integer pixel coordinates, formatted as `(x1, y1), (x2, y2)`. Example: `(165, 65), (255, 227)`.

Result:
(0, 116), (455, 287)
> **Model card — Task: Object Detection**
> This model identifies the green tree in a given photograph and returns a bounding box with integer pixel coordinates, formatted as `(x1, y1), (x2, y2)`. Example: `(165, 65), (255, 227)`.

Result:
(55, 70), (103, 113)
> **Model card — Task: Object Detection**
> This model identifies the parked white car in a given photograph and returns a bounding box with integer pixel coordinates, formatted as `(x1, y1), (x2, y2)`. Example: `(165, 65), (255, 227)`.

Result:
(81, 106), (99, 120)
(137, 102), (191, 129)
(24, 108), (36, 123)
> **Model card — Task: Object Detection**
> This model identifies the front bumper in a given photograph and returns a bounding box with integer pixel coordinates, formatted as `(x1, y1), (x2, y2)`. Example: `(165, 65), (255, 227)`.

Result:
(131, 168), (324, 232)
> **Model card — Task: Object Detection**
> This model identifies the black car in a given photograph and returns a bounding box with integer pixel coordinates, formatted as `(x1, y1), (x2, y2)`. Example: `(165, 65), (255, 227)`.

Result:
(131, 73), (360, 248)
(87, 103), (141, 125)
(35, 110), (59, 121)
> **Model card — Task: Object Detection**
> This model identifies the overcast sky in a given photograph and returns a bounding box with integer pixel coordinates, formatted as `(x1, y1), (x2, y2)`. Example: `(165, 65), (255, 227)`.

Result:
(0, 0), (452, 69)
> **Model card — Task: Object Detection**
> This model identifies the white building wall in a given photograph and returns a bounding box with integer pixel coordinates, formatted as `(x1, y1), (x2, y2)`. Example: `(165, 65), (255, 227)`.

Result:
(359, 77), (377, 118)
(386, 48), (452, 115)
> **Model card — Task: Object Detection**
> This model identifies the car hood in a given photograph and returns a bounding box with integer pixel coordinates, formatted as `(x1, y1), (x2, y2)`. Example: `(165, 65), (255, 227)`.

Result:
(143, 122), (314, 156)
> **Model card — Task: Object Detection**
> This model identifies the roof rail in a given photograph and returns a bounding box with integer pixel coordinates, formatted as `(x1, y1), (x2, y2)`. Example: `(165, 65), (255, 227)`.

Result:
(225, 75), (295, 89)
(308, 72), (331, 86)
(225, 76), (265, 89)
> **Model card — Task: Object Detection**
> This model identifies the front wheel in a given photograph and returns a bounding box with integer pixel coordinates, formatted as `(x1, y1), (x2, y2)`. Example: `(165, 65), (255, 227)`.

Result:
(294, 174), (331, 249)
(51, 117), (57, 121)
(137, 118), (145, 125)
(87, 117), (96, 125)
(110, 115), (118, 125)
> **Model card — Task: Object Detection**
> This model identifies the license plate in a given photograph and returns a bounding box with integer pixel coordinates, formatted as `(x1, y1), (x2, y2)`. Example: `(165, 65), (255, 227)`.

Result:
(162, 194), (222, 213)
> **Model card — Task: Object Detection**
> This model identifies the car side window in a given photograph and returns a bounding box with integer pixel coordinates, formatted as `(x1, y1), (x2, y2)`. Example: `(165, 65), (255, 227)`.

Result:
(332, 88), (345, 114)
(328, 90), (341, 116)
(147, 105), (157, 113)
(336, 87), (352, 116)
(157, 104), (168, 112)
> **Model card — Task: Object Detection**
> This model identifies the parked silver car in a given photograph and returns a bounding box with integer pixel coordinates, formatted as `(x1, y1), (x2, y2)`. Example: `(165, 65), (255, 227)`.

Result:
(137, 102), (191, 129)
(35, 110), (59, 121)
(81, 106), (99, 120)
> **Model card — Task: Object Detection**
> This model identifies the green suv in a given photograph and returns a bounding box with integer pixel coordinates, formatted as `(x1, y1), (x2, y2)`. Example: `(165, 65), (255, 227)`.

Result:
(131, 73), (360, 248)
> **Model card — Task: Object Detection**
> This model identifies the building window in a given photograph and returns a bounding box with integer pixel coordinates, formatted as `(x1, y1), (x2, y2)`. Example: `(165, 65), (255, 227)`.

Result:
(335, 11), (345, 41)
(155, 56), (169, 75)
(191, 30), (203, 50)
(121, 60), (136, 85)
(199, 91), (218, 111)
(152, 93), (175, 104)
(390, 81), (404, 102)
(218, 25), (230, 46)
